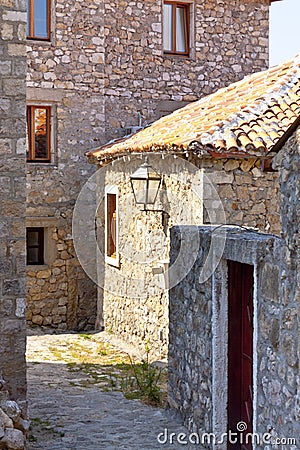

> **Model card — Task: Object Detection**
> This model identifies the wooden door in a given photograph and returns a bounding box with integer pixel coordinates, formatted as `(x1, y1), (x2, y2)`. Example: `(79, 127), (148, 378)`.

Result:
(227, 261), (254, 450)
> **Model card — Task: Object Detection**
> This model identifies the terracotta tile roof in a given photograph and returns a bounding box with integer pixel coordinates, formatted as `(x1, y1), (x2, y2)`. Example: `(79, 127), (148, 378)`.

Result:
(87, 53), (300, 163)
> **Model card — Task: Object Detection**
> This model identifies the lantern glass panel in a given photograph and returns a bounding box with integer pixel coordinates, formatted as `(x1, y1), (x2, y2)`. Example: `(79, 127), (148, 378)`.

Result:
(131, 178), (147, 204)
(147, 179), (161, 204)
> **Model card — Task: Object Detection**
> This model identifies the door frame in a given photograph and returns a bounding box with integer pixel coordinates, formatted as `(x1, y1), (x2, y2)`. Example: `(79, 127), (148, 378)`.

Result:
(212, 258), (258, 450)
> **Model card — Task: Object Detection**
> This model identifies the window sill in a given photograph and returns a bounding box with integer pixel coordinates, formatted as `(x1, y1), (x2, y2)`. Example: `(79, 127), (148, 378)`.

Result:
(27, 160), (51, 164)
(105, 255), (120, 268)
(162, 52), (196, 62)
(163, 52), (190, 58)
(26, 162), (57, 168)
(26, 39), (54, 49)
(27, 264), (48, 270)
(26, 38), (51, 43)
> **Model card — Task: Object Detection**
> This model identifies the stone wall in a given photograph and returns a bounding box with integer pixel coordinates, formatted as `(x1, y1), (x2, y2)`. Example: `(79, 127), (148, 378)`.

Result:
(168, 226), (291, 447)
(25, 0), (104, 329)
(267, 128), (300, 440)
(0, 378), (29, 450)
(0, 0), (27, 404)
(98, 155), (203, 359)
(168, 227), (214, 434)
(168, 129), (300, 446)
(195, 156), (280, 235)
(98, 153), (280, 358)
(25, 0), (271, 330)
(27, 0), (271, 144)
(25, 155), (97, 329)
(104, 0), (270, 141)
(25, 216), (94, 330)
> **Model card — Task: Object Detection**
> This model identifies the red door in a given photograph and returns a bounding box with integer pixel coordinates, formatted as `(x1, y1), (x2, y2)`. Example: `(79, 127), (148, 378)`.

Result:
(227, 261), (254, 450)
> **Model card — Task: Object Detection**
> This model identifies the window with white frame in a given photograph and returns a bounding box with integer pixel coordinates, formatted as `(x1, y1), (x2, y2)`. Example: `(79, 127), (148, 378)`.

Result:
(105, 186), (119, 267)
(27, 105), (51, 162)
(26, 104), (56, 163)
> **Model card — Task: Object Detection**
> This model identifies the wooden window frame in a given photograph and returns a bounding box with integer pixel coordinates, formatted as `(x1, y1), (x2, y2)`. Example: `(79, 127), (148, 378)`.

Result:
(163, 1), (190, 56)
(105, 186), (119, 267)
(27, 105), (51, 163)
(27, 0), (51, 41)
(26, 227), (45, 265)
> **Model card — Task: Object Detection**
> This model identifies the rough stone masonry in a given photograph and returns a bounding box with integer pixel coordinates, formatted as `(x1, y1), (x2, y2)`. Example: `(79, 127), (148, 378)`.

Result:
(0, 0), (28, 448)
(97, 152), (279, 359)
(25, 0), (271, 330)
(0, 0), (27, 402)
(168, 128), (300, 447)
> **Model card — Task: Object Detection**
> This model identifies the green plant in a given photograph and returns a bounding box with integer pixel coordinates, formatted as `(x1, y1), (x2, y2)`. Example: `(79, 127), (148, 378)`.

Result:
(28, 433), (37, 443)
(109, 373), (118, 388)
(29, 417), (64, 442)
(79, 333), (93, 340)
(122, 345), (162, 406)
(98, 348), (108, 356)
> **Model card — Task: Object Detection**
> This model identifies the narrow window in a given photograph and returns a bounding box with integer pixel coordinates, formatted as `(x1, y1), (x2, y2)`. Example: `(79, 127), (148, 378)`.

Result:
(26, 228), (44, 265)
(105, 188), (119, 266)
(27, 0), (50, 40)
(163, 2), (189, 55)
(27, 106), (51, 162)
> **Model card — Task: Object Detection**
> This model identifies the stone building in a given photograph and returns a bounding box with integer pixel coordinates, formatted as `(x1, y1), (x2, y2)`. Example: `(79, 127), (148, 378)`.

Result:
(0, 0), (29, 447)
(0, 0), (27, 403)
(166, 65), (300, 443)
(86, 54), (300, 444)
(25, 0), (274, 329)
(86, 54), (298, 358)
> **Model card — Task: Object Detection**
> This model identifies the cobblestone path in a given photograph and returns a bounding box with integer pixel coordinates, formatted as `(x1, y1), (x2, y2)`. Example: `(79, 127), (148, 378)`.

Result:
(27, 329), (196, 450)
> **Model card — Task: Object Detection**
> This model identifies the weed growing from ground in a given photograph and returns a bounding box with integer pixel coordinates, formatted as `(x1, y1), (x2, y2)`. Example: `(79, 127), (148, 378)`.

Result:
(29, 417), (65, 443)
(121, 345), (164, 406)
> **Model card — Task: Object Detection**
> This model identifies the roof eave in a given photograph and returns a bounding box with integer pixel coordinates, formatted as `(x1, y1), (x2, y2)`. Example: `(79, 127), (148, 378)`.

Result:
(87, 141), (272, 165)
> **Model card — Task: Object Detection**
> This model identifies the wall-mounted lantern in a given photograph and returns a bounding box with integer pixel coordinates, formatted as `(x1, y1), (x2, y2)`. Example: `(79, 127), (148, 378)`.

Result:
(130, 156), (161, 210)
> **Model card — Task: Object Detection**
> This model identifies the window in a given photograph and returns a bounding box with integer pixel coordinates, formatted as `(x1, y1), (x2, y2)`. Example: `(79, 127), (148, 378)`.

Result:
(105, 187), (119, 267)
(163, 1), (189, 56)
(27, 106), (51, 162)
(26, 228), (44, 265)
(27, 0), (51, 40)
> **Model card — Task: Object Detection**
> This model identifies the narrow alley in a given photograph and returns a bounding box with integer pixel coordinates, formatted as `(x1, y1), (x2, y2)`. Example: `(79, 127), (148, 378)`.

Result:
(26, 329), (195, 450)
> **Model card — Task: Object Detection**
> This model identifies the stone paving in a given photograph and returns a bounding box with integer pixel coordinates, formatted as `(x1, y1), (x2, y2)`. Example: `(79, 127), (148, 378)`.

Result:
(27, 329), (200, 450)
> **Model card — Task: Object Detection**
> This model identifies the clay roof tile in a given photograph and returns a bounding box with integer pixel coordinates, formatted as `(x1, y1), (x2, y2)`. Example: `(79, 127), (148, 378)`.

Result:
(87, 52), (300, 162)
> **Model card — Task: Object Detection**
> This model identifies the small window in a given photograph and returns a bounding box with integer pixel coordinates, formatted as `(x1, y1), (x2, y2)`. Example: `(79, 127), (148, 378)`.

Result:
(105, 187), (119, 266)
(26, 228), (44, 265)
(163, 1), (189, 56)
(27, 106), (51, 162)
(27, 0), (51, 40)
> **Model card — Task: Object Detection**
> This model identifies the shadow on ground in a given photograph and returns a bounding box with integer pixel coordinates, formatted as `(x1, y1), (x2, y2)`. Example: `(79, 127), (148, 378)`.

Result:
(26, 329), (187, 450)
